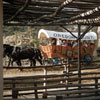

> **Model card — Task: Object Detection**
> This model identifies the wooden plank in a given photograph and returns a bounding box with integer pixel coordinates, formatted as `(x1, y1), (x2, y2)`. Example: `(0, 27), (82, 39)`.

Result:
(0, 0), (3, 99)
(44, 88), (100, 95)
(3, 95), (100, 100)
(10, 83), (100, 91)
(4, 71), (100, 80)
(4, 76), (100, 85)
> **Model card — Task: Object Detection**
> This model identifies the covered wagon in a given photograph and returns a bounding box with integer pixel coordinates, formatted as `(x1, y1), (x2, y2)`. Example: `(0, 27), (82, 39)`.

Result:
(38, 29), (97, 64)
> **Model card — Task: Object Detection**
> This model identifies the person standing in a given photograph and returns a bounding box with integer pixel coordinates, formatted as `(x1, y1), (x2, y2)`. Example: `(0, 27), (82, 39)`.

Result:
(51, 38), (57, 45)
(57, 38), (62, 45)
(62, 40), (67, 47)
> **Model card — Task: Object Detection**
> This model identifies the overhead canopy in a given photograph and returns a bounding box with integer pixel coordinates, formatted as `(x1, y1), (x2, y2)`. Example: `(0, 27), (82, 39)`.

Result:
(3, 0), (100, 26)
(38, 29), (97, 40)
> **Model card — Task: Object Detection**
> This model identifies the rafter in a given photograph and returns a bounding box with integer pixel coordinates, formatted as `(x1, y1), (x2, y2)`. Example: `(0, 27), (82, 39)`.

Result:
(32, 0), (73, 23)
(5, 0), (31, 22)
(3, 0), (100, 26)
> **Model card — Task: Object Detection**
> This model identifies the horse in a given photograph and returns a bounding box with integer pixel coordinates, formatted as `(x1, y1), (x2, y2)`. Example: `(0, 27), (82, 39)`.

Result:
(3, 44), (21, 66)
(11, 46), (43, 66)
(3, 44), (43, 67)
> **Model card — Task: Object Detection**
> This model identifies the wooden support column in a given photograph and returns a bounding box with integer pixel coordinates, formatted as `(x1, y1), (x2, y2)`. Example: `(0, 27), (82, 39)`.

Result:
(0, 0), (3, 99)
(44, 66), (47, 86)
(43, 66), (47, 92)
(78, 25), (81, 89)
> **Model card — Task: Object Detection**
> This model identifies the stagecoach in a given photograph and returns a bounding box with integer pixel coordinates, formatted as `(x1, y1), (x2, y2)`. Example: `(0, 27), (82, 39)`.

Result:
(38, 29), (97, 64)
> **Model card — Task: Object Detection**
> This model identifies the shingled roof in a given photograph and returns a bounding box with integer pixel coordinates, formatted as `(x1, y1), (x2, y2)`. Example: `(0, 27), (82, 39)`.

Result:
(3, 0), (100, 26)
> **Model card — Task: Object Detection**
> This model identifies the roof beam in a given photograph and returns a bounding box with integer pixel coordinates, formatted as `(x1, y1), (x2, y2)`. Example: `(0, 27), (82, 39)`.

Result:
(32, 0), (73, 23)
(47, 5), (100, 25)
(5, 0), (31, 22)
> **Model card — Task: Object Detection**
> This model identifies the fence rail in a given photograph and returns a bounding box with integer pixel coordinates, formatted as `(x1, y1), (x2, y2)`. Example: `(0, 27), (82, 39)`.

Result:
(3, 59), (100, 100)
(4, 71), (100, 100)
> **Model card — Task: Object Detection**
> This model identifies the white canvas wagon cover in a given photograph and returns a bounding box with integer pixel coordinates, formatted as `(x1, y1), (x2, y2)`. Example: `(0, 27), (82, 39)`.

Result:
(38, 29), (97, 40)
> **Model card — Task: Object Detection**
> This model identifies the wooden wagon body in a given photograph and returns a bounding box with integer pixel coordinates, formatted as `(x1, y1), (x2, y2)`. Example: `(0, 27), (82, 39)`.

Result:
(40, 44), (95, 59)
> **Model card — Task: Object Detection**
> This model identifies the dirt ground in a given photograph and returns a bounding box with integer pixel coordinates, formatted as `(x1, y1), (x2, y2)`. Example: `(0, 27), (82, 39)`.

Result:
(3, 67), (64, 78)
(3, 56), (100, 78)
(3, 66), (100, 78)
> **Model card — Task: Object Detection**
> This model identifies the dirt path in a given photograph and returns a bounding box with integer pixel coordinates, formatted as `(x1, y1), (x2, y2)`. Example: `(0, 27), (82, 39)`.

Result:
(3, 68), (63, 78)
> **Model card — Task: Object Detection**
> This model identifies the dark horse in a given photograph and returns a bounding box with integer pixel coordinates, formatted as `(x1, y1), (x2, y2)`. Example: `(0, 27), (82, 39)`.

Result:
(3, 44), (43, 66)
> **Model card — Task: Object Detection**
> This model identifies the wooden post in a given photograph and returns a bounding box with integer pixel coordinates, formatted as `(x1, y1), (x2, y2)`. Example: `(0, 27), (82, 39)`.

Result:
(63, 59), (69, 74)
(12, 89), (18, 99)
(43, 66), (47, 87)
(78, 25), (81, 90)
(42, 66), (47, 98)
(95, 78), (98, 96)
(0, 0), (3, 99)
(43, 66), (47, 94)
(64, 59), (69, 96)
(56, 95), (62, 100)
(34, 83), (38, 99)
(12, 80), (18, 99)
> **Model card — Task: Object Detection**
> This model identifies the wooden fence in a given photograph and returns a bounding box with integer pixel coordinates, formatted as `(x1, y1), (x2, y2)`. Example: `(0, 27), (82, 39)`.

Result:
(3, 59), (100, 100)
(3, 71), (100, 100)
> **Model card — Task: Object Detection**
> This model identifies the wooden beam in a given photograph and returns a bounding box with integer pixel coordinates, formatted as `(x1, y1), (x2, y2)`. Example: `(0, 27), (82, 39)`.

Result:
(0, 0), (3, 99)
(33, 0), (73, 22)
(60, 25), (77, 38)
(5, 0), (31, 22)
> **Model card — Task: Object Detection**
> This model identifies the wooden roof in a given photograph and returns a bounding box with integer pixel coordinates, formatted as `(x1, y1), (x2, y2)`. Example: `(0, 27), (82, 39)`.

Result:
(3, 0), (100, 26)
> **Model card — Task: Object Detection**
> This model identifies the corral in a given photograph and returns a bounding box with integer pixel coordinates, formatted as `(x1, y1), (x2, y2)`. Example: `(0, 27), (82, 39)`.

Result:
(3, 62), (100, 100)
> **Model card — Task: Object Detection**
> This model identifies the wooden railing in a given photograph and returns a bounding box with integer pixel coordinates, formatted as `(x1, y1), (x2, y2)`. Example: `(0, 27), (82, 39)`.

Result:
(4, 72), (100, 100)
